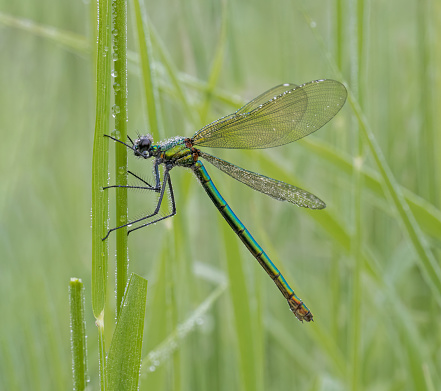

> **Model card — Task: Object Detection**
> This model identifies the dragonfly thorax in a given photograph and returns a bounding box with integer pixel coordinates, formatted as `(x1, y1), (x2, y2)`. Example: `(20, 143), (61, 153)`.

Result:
(161, 140), (199, 168)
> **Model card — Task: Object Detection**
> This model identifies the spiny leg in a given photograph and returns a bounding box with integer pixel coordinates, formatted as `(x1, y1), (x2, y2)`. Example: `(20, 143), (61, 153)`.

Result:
(128, 173), (176, 235)
(103, 171), (158, 192)
(127, 170), (156, 189)
(102, 168), (172, 240)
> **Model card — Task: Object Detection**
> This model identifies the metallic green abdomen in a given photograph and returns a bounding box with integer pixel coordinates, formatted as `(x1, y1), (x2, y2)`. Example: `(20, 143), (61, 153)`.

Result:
(192, 160), (312, 321)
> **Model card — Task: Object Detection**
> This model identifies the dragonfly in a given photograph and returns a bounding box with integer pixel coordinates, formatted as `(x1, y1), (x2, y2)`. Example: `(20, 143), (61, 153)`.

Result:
(104, 79), (347, 322)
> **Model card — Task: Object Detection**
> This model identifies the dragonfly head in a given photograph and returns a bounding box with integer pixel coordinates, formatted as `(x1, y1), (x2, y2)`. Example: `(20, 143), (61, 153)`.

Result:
(133, 134), (154, 158)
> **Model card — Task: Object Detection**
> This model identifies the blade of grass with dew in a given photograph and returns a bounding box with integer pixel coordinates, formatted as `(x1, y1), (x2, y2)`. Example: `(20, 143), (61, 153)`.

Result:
(106, 273), (148, 391)
(69, 278), (88, 391)
(92, 0), (111, 319)
(112, 0), (129, 314)
(92, 0), (111, 387)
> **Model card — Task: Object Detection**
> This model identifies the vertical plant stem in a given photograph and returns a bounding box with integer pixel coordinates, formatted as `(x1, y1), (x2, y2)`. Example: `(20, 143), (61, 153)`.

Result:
(416, 0), (437, 205)
(221, 219), (258, 391)
(106, 274), (148, 390)
(112, 0), (129, 315)
(92, 0), (111, 387)
(92, 0), (111, 319)
(131, 0), (163, 141)
(199, 0), (227, 124)
(348, 1), (364, 389)
(69, 278), (88, 391)
(335, 0), (343, 71)
(97, 312), (107, 391)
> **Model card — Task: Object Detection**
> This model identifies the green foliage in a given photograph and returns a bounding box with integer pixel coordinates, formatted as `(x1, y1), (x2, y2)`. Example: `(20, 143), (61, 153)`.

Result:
(69, 279), (88, 390)
(1, 0), (440, 390)
(107, 274), (147, 391)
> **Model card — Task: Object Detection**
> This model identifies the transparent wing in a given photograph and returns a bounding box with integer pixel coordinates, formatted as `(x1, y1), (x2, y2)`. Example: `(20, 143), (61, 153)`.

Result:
(235, 83), (299, 114)
(200, 151), (326, 209)
(192, 79), (347, 149)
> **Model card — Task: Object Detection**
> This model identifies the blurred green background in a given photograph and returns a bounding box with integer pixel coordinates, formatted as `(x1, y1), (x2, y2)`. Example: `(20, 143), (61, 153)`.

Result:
(1, 0), (441, 390)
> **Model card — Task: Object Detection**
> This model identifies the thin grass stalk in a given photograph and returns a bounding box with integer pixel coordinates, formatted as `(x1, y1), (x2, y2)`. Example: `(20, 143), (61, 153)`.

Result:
(0, 12), (89, 53)
(131, 0), (163, 141)
(112, 0), (129, 314)
(149, 24), (196, 123)
(69, 278), (88, 391)
(199, 0), (228, 124)
(221, 220), (258, 391)
(416, 0), (437, 205)
(92, 0), (111, 319)
(349, 94), (441, 302)
(335, 0), (343, 71)
(97, 313), (107, 391)
(348, 0), (364, 388)
(92, 0), (112, 387)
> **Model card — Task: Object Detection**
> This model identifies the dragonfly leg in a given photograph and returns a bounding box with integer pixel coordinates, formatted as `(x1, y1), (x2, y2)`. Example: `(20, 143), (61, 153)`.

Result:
(103, 171), (158, 191)
(103, 161), (161, 191)
(127, 172), (176, 235)
(127, 170), (156, 189)
(102, 168), (174, 240)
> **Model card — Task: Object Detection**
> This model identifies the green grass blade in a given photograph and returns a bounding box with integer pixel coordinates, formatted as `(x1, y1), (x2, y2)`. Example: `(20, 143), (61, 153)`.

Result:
(300, 137), (441, 240)
(0, 12), (89, 54)
(199, 1), (228, 124)
(112, 0), (129, 314)
(131, 0), (163, 141)
(221, 219), (259, 391)
(97, 312), (107, 391)
(349, 93), (441, 302)
(69, 278), (88, 391)
(140, 280), (227, 377)
(106, 274), (148, 391)
(92, 0), (111, 318)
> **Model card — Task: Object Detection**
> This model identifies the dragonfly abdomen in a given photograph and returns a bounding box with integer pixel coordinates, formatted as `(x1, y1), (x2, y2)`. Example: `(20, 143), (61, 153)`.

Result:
(193, 161), (313, 322)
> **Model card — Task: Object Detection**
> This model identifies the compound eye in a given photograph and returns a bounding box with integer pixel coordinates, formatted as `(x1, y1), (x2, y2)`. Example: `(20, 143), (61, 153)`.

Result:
(135, 135), (152, 155)
(139, 137), (151, 150)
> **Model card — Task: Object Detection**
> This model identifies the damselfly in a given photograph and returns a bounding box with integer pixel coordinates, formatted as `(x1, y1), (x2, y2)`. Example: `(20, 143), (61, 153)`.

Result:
(104, 79), (347, 321)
